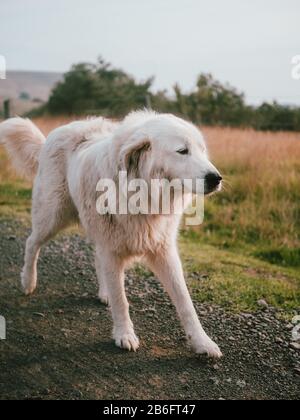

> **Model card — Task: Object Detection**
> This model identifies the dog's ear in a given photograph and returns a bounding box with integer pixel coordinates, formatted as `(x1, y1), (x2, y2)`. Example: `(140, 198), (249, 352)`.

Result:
(120, 138), (151, 175)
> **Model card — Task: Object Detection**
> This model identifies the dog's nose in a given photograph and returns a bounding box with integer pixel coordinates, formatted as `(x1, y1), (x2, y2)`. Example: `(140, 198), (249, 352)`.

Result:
(205, 173), (223, 191)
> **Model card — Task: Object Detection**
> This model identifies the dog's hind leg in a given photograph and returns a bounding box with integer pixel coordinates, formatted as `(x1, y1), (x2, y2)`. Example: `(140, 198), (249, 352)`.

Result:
(146, 245), (222, 359)
(22, 231), (46, 295)
(22, 183), (77, 295)
(95, 245), (139, 351)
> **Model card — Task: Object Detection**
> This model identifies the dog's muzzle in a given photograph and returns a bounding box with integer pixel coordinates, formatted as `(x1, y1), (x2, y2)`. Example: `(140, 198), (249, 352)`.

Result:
(204, 172), (223, 194)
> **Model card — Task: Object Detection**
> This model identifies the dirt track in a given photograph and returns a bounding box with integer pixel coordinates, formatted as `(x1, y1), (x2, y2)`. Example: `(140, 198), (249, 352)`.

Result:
(0, 219), (299, 400)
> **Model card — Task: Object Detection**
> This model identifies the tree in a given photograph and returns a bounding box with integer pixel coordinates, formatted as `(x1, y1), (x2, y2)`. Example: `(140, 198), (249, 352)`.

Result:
(47, 58), (154, 116)
(174, 73), (247, 126)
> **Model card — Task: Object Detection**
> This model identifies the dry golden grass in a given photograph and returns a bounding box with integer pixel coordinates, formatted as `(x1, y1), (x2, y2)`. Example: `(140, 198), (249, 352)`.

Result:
(204, 126), (300, 167)
(32, 116), (78, 136)
(202, 127), (300, 258)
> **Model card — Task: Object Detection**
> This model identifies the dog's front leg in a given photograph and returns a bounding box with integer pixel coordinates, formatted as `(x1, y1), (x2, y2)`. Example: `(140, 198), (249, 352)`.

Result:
(96, 246), (139, 352)
(95, 248), (109, 305)
(146, 245), (222, 358)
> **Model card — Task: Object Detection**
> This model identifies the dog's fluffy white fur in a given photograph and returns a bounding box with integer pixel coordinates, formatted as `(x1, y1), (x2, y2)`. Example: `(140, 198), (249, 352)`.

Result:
(0, 111), (222, 358)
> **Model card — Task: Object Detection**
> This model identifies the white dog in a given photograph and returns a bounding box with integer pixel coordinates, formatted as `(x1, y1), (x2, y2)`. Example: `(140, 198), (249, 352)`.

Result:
(0, 111), (223, 358)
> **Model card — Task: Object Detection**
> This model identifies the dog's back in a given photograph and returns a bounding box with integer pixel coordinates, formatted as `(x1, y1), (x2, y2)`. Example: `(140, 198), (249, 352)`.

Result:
(0, 116), (117, 181)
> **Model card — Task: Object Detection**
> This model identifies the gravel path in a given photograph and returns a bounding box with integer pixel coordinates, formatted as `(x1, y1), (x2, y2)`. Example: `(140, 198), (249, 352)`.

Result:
(0, 219), (299, 400)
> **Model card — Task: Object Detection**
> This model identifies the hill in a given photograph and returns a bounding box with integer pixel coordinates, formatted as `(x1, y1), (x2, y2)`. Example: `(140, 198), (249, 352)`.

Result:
(0, 70), (62, 115)
(0, 70), (62, 101)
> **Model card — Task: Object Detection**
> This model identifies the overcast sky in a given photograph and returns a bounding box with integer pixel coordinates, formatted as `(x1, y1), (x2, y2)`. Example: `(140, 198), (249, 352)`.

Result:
(1, 0), (299, 104)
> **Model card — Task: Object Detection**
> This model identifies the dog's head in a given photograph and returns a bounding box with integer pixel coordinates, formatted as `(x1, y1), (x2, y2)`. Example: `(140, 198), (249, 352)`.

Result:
(118, 111), (222, 195)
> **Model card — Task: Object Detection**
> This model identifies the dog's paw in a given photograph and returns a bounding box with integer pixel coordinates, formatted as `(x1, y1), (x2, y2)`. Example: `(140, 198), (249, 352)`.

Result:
(191, 335), (223, 359)
(21, 273), (36, 296)
(114, 330), (140, 352)
(98, 292), (109, 305)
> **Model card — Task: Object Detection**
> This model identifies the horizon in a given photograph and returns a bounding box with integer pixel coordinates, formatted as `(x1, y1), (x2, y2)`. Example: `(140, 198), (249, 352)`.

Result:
(3, 66), (299, 108)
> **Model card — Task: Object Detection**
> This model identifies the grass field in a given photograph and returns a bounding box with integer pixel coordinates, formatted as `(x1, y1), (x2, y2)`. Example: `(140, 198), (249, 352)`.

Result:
(0, 117), (299, 314)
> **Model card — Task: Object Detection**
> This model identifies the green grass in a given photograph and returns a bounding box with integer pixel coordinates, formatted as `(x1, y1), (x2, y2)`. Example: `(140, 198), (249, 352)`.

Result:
(185, 163), (300, 270)
(0, 183), (32, 218)
(179, 230), (300, 314)
(254, 248), (300, 268)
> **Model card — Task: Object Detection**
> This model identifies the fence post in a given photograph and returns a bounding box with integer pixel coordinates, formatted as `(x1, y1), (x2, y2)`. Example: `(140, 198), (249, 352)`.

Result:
(3, 99), (10, 119)
(145, 94), (152, 110)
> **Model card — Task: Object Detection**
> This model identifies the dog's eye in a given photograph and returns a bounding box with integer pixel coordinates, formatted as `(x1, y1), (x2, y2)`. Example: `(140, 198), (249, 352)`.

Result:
(177, 148), (189, 155)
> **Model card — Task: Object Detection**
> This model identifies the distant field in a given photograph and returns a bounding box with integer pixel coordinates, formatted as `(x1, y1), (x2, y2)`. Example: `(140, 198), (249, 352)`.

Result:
(0, 117), (299, 313)
(0, 71), (63, 116)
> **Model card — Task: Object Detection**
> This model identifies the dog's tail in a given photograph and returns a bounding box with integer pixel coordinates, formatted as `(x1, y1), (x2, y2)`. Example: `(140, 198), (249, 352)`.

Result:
(0, 117), (46, 179)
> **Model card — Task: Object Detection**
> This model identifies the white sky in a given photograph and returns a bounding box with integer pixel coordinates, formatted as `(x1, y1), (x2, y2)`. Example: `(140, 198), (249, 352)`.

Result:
(0, 0), (299, 104)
